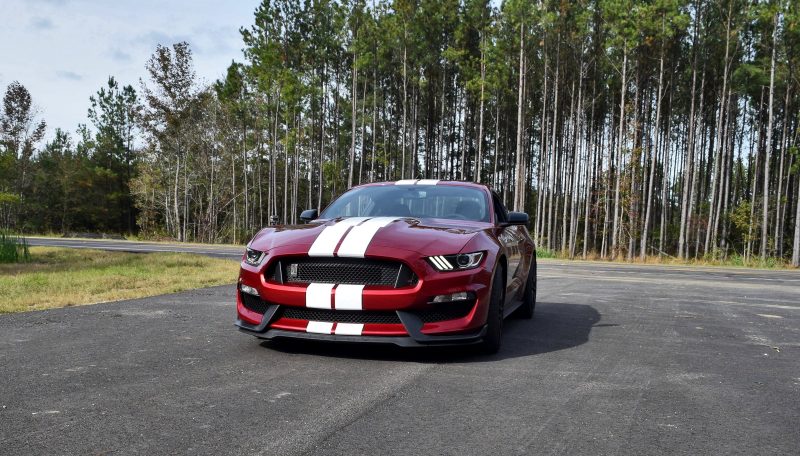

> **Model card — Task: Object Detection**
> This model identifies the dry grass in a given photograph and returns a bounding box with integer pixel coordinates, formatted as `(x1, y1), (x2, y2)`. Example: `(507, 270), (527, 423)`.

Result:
(0, 247), (239, 314)
(537, 248), (795, 270)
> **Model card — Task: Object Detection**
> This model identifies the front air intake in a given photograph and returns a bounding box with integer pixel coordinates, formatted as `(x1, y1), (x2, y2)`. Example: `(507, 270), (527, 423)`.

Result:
(268, 257), (417, 288)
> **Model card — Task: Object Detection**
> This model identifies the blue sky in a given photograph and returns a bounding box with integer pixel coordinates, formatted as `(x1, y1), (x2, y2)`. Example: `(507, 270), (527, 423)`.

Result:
(1, 0), (260, 139)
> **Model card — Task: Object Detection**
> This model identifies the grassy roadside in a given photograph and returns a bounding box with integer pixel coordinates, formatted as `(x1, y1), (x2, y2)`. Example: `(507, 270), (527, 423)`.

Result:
(24, 235), (245, 250)
(0, 247), (239, 314)
(535, 248), (796, 270)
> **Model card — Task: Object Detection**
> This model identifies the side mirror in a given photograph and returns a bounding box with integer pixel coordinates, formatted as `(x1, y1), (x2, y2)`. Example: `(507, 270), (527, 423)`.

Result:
(505, 212), (529, 226)
(300, 209), (318, 222)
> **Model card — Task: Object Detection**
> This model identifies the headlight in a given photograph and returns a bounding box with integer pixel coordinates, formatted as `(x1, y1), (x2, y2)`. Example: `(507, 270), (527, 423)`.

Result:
(427, 251), (484, 271)
(244, 248), (266, 266)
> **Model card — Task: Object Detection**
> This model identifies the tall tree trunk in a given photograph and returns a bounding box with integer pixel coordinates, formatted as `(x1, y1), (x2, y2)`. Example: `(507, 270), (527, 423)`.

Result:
(401, 34), (408, 179)
(641, 43), (665, 259)
(513, 20), (526, 211)
(493, 101), (500, 188)
(243, 121), (249, 234)
(612, 44), (627, 259)
(761, 13), (777, 259)
(229, 153), (234, 244)
(546, 48), (560, 250)
(679, 10), (700, 258)
(318, 72), (326, 212)
(348, 49), (358, 188)
(358, 77), (368, 184)
(476, 37), (486, 183)
(659, 88), (674, 255)
(773, 86), (790, 255)
(370, 66), (377, 182)
(793, 176), (800, 267)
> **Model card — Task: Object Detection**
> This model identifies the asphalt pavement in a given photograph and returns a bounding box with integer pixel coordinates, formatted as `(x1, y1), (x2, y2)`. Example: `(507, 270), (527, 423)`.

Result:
(26, 236), (245, 259)
(2, 239), (799, 454)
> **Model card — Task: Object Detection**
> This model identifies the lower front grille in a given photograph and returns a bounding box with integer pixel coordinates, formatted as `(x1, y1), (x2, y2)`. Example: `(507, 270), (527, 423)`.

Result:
(278, 301), (475, 324)
(280, 307), (402, 324)
(241, 293), (269, 315)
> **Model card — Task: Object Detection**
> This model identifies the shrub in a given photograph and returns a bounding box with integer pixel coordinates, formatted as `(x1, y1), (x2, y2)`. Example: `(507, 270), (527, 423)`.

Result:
(0, 232), (30, 263)
(536, 247), (558, 259)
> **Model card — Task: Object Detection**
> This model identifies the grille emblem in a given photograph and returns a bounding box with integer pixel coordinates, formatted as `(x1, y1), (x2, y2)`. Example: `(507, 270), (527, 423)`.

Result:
(288, 263), (298, 279)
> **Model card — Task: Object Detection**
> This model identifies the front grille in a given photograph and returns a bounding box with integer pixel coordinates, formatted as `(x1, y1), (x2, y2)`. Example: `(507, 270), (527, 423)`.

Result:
(278, 301), (475, 325)
(280, 307), (402, 324)
(269, 257), (417, 288)
(241, 292), (269, 315)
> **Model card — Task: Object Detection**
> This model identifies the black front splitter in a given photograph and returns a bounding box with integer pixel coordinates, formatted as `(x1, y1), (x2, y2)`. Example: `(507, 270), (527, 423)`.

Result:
(235, 318), (487, 348)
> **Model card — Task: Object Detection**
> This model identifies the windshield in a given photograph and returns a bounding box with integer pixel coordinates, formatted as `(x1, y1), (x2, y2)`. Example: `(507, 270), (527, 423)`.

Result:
(320, 185), (490, 223)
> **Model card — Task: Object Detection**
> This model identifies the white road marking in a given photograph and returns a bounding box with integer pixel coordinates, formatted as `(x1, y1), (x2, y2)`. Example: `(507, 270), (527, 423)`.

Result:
(305, 283), (335, 309)
(334, 284), (364, 310)
(416, 179), (439, 185)
(395, 179), (418, 185)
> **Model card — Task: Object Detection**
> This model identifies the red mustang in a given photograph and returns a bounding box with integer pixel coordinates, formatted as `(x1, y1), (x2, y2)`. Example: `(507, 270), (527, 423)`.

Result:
(235, 180), (536, 353)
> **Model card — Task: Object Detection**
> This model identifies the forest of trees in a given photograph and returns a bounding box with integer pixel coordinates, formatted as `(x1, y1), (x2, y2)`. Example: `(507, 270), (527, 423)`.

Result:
(1, 0), (799, 266)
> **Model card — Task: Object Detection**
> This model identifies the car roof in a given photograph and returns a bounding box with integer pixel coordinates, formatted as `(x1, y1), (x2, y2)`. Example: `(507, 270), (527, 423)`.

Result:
(353, 180), (492, 191)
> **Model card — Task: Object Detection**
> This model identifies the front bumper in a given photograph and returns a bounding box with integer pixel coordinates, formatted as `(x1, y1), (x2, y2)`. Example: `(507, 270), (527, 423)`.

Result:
(235, 311), (487, 347)
(235, 246), (494, 346)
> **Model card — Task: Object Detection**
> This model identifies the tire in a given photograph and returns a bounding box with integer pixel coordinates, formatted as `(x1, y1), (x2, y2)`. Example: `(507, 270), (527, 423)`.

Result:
(514, 256), (537, 319)
(480, 267), (505, 354)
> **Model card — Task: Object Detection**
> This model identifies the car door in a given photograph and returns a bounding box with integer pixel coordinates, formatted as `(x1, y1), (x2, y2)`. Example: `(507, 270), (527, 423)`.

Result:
(492, 193), (522, 302)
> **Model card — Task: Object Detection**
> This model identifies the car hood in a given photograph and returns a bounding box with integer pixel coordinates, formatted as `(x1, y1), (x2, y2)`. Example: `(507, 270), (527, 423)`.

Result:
(249, 217), (488, 256)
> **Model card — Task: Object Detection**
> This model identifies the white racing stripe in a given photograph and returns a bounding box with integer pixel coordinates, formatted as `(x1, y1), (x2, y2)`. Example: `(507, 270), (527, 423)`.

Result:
(306, 321), (334, 334)
(334, 284), (364, 310)
(305, 283), (335, 309)
(308, 217), (370, 256)
(395, 179), (438, 185)
(334, 323), (364, 336)
(336, 217), (400, 258)
(302, 284), (366, 336)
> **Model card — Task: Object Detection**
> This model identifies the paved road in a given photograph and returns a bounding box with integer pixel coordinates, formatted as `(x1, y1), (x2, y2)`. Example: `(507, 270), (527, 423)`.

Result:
(2, 241), (799, 454)
(27, 237), (245, 259)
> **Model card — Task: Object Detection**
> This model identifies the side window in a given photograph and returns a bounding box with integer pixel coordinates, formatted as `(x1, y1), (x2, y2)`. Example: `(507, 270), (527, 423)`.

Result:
(492, 193), (507, 224)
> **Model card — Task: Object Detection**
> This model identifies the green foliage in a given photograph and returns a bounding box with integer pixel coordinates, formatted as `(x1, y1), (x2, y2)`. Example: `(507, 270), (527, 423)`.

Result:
(729, 201), (754, 242)
(0, 232), (29, 263)
(536, 247), (557, 259)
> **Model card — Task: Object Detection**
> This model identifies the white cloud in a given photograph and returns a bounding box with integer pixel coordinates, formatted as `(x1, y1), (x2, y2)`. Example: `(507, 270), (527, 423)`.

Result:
(0, 0), (258, 140)
(30, 16), (55, 30)
(56, 70), (83, 81)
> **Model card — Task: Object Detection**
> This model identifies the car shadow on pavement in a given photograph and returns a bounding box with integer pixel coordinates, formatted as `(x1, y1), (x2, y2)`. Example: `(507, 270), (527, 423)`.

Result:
(259, 302), (601, 363)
